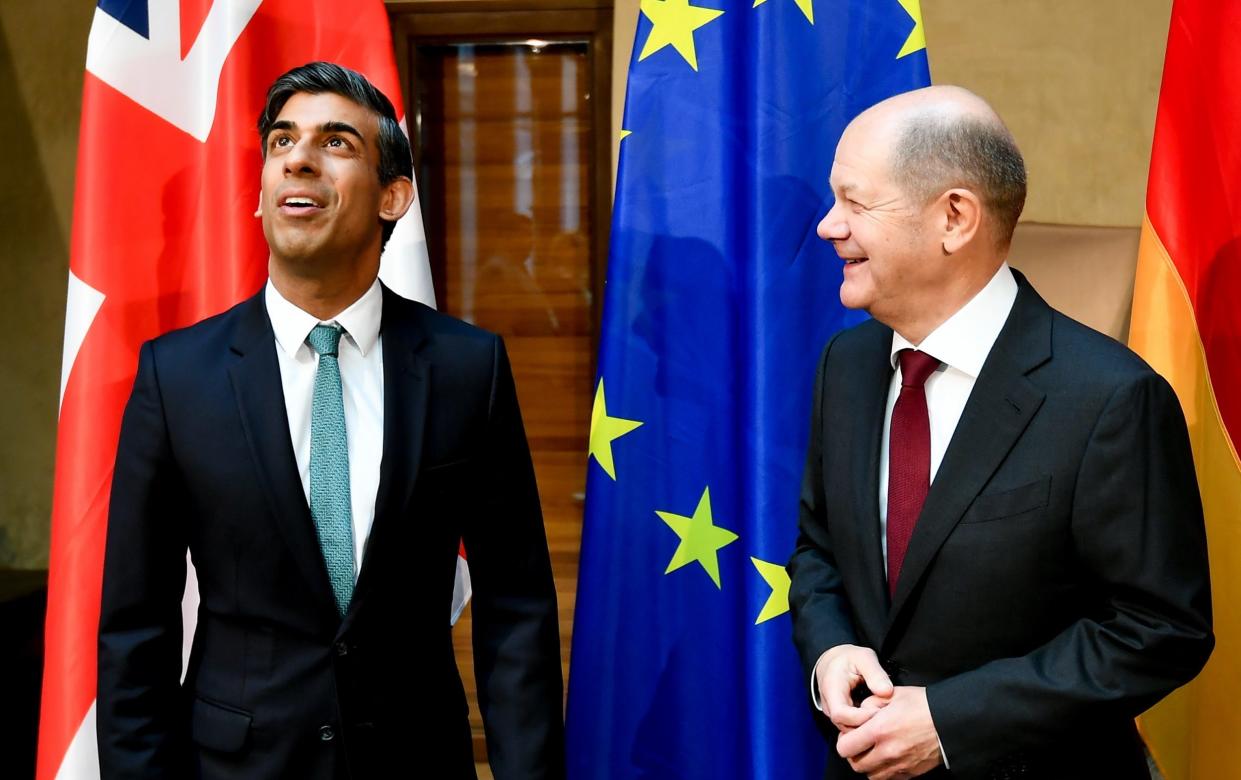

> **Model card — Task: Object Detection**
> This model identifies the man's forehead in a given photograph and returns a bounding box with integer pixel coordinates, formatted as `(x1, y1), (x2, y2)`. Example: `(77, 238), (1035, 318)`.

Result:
(274, 92), (377, 130)
(829, 137), (889, 194)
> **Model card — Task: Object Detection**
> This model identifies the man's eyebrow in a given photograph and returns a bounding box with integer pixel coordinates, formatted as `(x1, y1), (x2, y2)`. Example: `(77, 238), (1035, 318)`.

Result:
(320, 121), (363, 140)
(266, 119), (364, 141)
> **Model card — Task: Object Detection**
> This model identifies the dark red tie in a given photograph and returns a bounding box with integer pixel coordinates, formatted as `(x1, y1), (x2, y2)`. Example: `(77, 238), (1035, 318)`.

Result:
(886, 349), (942, 597)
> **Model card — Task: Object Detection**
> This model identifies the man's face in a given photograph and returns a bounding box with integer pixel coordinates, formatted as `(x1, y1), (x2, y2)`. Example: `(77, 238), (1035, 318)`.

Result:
(260, 91), (388, 269)
(817, 122), (940, 320)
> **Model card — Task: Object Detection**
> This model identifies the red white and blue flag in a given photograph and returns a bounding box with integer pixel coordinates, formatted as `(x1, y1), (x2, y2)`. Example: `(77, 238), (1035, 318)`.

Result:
(39, 3), (466, 778)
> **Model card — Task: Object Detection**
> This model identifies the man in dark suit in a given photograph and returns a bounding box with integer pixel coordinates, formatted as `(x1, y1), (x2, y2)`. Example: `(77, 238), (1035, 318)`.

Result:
(97, 62), (564, 779)
(788, 85), (1213, 780)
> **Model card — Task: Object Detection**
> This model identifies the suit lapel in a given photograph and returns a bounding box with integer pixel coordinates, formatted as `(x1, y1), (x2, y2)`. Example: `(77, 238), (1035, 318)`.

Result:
(844, 323), (896, 641)
(884, 276), (1052, 634)
(346, 288), (430, 625)
(226, 292), (339, 623)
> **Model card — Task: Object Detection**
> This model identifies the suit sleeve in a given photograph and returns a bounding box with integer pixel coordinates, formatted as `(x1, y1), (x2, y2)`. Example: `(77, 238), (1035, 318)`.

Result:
(463, 335), (566, 780)
(788, 334), (860, 695)
(926, 371), (1214, 777)
(97, 340), (190, 779)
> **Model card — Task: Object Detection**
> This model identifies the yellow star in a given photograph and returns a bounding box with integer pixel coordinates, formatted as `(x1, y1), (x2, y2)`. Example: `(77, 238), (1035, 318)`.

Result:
(656, 486), (739, 588)
(588, 378), (643, 480)
(753, 0), (813, 25)
(750, 557), (791, 624)
(619, 129), (633, 141)
(638, 0), (725, 72)
(895, 0), (926, 58)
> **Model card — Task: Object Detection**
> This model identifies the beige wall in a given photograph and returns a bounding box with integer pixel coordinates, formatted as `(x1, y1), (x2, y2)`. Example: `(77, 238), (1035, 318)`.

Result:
(0, 1), (91, 568)
(924, 0), (1172, 227)
(612, 0), (1173, 228)
(0, 0), (1177, 568)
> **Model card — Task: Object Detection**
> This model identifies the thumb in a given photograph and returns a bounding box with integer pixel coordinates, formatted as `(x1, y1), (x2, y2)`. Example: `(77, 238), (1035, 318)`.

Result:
(855, 652), (893, 698)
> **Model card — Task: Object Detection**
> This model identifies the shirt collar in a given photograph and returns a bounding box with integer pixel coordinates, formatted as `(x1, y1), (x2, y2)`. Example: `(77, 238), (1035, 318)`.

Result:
(265, 278), (384, 358)
(889, 263), (1018, 379)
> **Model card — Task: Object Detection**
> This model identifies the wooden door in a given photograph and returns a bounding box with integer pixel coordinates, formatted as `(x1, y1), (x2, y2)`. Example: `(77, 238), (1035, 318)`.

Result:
(390, 2), (612, 763)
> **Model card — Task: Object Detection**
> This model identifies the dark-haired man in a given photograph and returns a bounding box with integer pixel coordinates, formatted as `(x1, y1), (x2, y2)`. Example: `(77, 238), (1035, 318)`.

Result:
(98, 62), (564, 780)
(789, 85), (1212, 779)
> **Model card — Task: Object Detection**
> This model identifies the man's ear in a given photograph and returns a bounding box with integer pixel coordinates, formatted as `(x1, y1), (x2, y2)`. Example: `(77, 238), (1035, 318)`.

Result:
(254, 190), (263, 218)
(938, 188), (982, 255)
(379, 176), (415, 223)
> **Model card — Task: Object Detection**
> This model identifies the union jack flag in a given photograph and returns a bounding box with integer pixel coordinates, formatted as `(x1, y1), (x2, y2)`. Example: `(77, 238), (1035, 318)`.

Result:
(39, 3), (460, 778)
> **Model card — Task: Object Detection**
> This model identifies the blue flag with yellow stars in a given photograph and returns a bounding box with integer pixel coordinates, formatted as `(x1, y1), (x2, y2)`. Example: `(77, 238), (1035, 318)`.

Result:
(566, 0), (930, 777)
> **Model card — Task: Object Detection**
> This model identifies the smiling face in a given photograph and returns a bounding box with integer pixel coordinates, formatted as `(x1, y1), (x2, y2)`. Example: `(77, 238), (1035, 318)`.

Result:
(816, 118), (943, 324)
(260, 91), (396, 277)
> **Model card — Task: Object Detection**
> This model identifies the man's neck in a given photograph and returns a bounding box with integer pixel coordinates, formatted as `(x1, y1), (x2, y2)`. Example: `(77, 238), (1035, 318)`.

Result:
(269, 260), (379, 321)
(885, 259), (1005, 345)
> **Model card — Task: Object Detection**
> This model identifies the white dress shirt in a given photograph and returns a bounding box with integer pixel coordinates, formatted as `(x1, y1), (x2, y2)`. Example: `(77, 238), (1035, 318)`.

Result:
(878, 262), (1019, 568)
(265, 279), (385, 576)
(810, 264), (1019, 768)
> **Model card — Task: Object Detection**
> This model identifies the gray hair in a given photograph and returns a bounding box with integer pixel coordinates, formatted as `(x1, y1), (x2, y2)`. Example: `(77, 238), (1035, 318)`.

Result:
(891, 111), (1027, 247)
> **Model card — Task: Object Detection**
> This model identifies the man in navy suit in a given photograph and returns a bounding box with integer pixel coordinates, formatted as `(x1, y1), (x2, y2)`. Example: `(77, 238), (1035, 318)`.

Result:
(789, 86), (1212, 779)
(97, 62), (565, 780)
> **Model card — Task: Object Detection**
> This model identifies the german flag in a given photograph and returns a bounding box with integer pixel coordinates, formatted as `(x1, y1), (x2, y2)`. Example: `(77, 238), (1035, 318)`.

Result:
(1130, 1), (1241, 776)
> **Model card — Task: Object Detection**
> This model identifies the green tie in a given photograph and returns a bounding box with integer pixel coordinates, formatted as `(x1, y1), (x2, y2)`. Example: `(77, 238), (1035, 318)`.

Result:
(306, 324), (355, 615)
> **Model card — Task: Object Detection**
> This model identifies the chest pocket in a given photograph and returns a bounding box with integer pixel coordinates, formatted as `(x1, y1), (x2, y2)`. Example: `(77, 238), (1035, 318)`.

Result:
(960, 476), (1050, 524)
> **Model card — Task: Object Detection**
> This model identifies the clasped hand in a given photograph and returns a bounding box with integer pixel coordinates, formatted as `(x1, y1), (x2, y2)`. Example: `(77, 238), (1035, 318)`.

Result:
(815, 645), (943, 780)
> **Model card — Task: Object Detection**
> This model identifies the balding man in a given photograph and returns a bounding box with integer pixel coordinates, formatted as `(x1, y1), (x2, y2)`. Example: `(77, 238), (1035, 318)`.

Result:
(788, 86), (1213, 780)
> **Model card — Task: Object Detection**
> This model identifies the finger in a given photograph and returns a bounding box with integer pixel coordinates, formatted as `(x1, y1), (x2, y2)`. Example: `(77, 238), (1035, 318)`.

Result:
(830, 703), (879, 729)
(849, 745), (884, 776)
(846, 748), (883, 776)
(837, 722), (877, 759)
(854, 652), (894, 697)
(858, 694), (893, 711)
(820, 674), (853, 718)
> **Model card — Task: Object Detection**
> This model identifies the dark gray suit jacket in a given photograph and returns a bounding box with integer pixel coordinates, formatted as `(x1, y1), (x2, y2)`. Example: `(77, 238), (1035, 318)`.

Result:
(98, 285), (565, 780)
(789, 272), (1212, 779)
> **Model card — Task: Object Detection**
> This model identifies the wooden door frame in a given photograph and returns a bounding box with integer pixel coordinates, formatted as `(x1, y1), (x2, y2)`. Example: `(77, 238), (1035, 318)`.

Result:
(388, 0), (613, 343)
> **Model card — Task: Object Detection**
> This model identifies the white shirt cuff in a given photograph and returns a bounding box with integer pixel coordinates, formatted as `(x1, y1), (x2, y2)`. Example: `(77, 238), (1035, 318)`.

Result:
(810, 649), (831, 712)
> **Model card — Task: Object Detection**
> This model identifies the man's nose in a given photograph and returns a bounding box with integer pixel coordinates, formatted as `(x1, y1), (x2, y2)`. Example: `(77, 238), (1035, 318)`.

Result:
(817, 201), (848, 242)
(284, 139), (319, 176)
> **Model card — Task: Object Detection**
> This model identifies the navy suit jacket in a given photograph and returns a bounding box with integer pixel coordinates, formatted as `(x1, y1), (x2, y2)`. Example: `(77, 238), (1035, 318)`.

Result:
(98, 285), (565, 780)
(789, 273), (1213, 780)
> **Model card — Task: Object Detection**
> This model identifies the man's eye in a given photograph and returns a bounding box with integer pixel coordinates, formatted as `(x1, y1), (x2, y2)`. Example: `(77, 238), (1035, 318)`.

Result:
(271, 136), (291, 149)
(327, 137), (347, 148)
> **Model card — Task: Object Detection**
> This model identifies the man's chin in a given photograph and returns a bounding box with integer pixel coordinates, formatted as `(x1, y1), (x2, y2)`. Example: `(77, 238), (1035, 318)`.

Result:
(838, 280), (871, 311)
(269, 242), (333, 271)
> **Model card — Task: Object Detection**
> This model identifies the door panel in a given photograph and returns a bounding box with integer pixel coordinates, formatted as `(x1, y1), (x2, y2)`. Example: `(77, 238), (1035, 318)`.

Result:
(403, 28), (607, 760)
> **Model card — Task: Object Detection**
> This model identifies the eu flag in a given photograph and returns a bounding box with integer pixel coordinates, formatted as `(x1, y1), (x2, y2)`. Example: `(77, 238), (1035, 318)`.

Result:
(566, 1), (930, 777)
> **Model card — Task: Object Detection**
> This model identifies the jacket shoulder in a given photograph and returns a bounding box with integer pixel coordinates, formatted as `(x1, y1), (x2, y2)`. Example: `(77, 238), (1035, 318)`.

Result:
(384, 290), (499, 347)
(1045, 307), (1163, 392)
(381, 289), (506, 378)
(145, 291), (263, 365)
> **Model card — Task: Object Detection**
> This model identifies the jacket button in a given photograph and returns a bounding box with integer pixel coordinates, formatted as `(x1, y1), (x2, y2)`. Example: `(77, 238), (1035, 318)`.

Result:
(335, 642), (349, 657)
(319, 724), (335, 742)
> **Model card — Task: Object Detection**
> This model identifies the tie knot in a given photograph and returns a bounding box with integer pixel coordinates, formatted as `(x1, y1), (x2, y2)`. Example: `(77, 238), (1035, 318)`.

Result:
(307, 324), (343, 357)
(898, 349), (940, 388)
